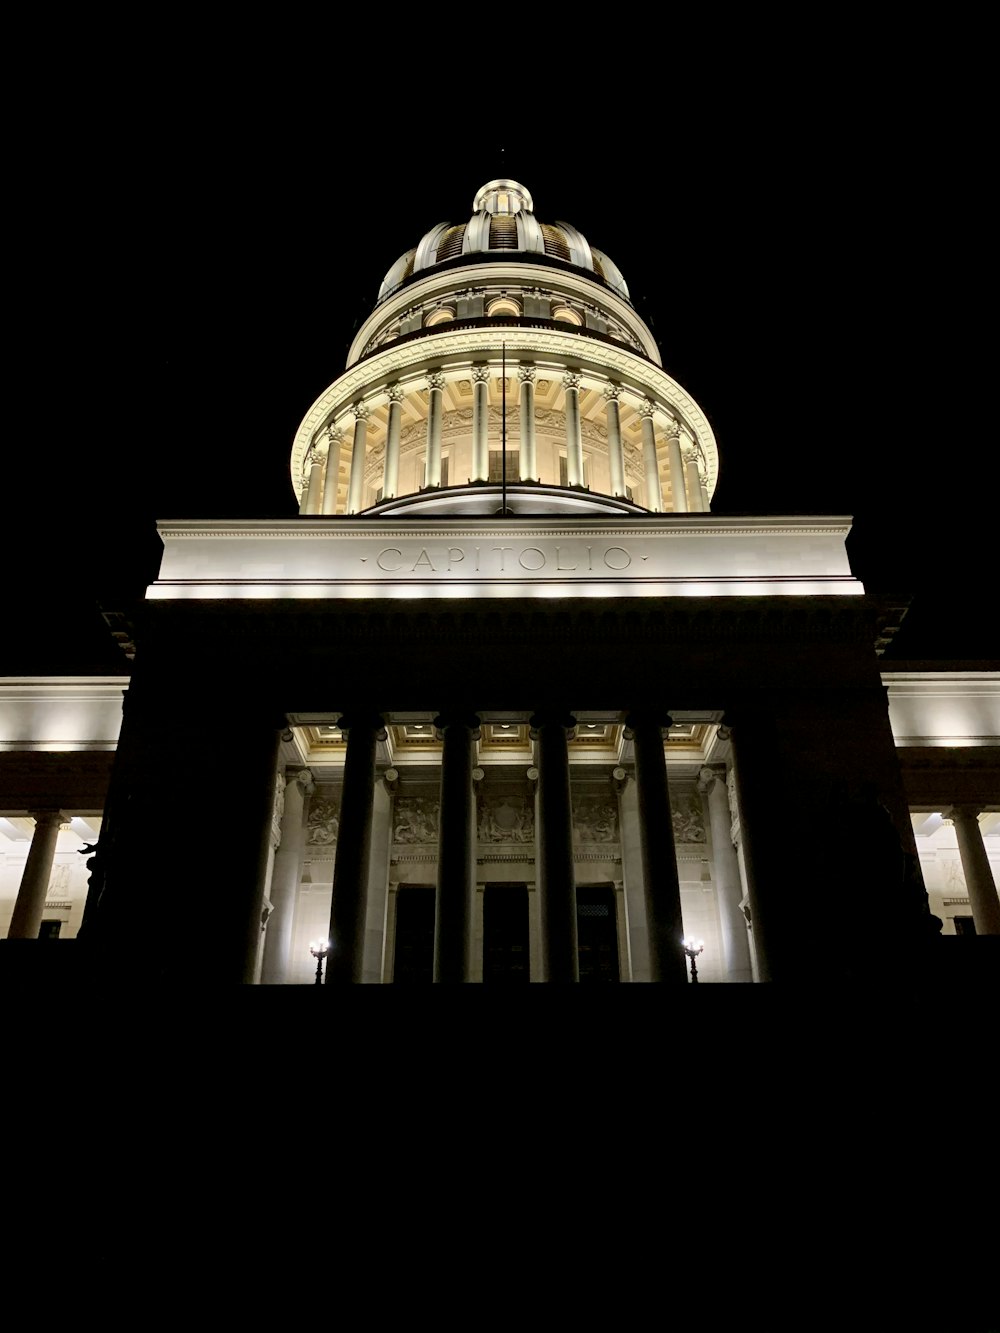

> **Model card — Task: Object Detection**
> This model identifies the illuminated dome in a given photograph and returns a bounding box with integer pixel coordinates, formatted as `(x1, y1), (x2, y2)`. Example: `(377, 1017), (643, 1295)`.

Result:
(291, 179), (718, 520)
(378, 178), (630, 304)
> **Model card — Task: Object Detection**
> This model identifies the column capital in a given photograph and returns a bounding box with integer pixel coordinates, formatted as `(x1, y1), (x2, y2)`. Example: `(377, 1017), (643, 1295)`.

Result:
(352, 401), (370, 421)
(684, 447), (700, 465)
(697, 763), (726, 794)
(945, 805), (984, 823)
(517, 364), (536, 384)
(433, 712), (482, 740)
(322, 424), (343, 445)
(623, 712), (674, 739)
(664, 418), (681, 438)
(636, 398), (656, 420)
(30, 808), (68, 827)
(562, 371), (582, 392)
(335, 713), (387, 740)
(602, 383), (623, 403)
(308, 441), (328, 464)
(529, 712), (577, 738)
(386, 383), (405, 404)
(472, 364), (491, 384)
(426, 371), (446, 391)
(292, 768), (315, 796)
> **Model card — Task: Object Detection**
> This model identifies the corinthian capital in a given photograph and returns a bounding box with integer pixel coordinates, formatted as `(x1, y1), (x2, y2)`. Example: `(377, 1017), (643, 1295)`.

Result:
(663, 418), (681, 438)
(352, 401), (370, 422)
(637, 398), (656, 419)
(472, 365), (491, 384)
(602, 383), (623, 403)
(386, 383), (405, 404)
(427, 371), (446, 391)
(562, 371), (582, 392)
(517, 364), (536, 384)
(684, 447), (700, 465)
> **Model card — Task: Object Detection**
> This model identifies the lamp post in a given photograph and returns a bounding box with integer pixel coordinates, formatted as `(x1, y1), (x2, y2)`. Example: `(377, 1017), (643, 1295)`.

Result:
(310, 938), (331, 986)
(683, 937), (704, 984)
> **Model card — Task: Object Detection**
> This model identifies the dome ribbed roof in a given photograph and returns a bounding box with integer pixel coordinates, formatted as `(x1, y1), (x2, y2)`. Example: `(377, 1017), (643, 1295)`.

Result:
(377, 178), (629, 303)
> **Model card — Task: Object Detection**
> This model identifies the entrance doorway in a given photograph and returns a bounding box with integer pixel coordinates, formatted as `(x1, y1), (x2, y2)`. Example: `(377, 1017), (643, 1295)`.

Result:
(483, 883), (529, 983)
(577, 885), (620, 982)
(392, 884), (435, 983)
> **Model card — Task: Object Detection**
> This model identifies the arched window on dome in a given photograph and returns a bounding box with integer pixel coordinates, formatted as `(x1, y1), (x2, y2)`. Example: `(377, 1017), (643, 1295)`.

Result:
(552, 303), (583, 326)
(425, 306), (456, 327)
(486, 296), (520, 318)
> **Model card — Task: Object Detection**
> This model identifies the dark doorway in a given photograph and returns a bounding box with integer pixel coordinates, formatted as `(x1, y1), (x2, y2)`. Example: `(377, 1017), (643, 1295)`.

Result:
(483, 883), (529, 983)
(38, 919), (62, 940)
(577, 885), (620, 982)
(393, 884), (435, 983)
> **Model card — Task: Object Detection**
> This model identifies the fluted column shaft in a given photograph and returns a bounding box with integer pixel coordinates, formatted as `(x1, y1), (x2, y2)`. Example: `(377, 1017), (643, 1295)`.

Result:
(472, 366), (489, 481)
(531, 713), (579, 981)
(321, 429), (343, 514)
(684, 447), (704, 513)
(564, 373), (584, 487)
(7, 810), (64, 939)
(627, 714), (686, 982)
(425, 373), (444, 487)
(604, 386), (626, 497)
(666, 423), (687, 512)
(639, 402), (662, 511)
(261, 769), (313, 984)
(327, 714), (385, 983)
(518, 366), (537, 480)
(383, 386), (403, 499)
(302, 447), (326, 516)
(949, 806), (1000, 935)
(347, 405), (369, 514)
(699, 766), (752, 981)
(433, 714), (480, 982)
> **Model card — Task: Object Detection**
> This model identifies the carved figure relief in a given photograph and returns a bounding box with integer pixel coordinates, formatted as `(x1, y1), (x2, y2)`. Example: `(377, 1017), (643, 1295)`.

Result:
(671, 795), (706, 844)
(393, 797), (440, 844)
(307, 795), (341, 846)
(572, 797), (619, 843)
(478, 795), (534, 843)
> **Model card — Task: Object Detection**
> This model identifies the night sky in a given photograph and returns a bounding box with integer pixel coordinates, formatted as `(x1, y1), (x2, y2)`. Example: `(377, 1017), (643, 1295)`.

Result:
(9, 62), (994, 673)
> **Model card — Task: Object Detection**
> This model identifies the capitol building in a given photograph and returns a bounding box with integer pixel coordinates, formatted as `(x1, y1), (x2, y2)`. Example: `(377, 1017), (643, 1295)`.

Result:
(1, 178), (998, 984)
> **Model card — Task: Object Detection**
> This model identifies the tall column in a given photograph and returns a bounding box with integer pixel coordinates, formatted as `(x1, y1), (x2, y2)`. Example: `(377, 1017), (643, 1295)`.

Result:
(625, 713), (686, 982)
(530, 713), (579, 981)
(433, 713), (481, 982)
(638, 400), (662, 511)
(684, 447), (705, 513)
(948, 806), (1000, 935)
(603, 384), (626, 497)
(301, 443), (326, 516)
(326, 713), (386, 983)
(518, 365), (537, 480)
(472, 365), (490, 481)
(7, 810), (65, 939)
(698, 765), (753, 981)
(424, 371), (445, 487)
(383, 384), (404, 499)
(261, 768), (314, 984)
(666, 419), (687, 512)
(563, 372), (584, 487)
(321, 427), (343, 514)
(346, 402), (370, 514)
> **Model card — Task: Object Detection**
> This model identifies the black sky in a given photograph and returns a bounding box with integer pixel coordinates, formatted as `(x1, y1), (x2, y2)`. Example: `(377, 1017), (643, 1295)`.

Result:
(10, 42), (995, 672)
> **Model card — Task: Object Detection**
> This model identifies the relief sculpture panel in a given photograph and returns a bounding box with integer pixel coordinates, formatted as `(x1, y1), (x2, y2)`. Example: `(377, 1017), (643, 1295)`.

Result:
(478, 795), (534, 843)
(572, 796), (618, 843)
(671, 794), (706, 844)
(307, 792), (341, 846)
(393, 796), (440, 844)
